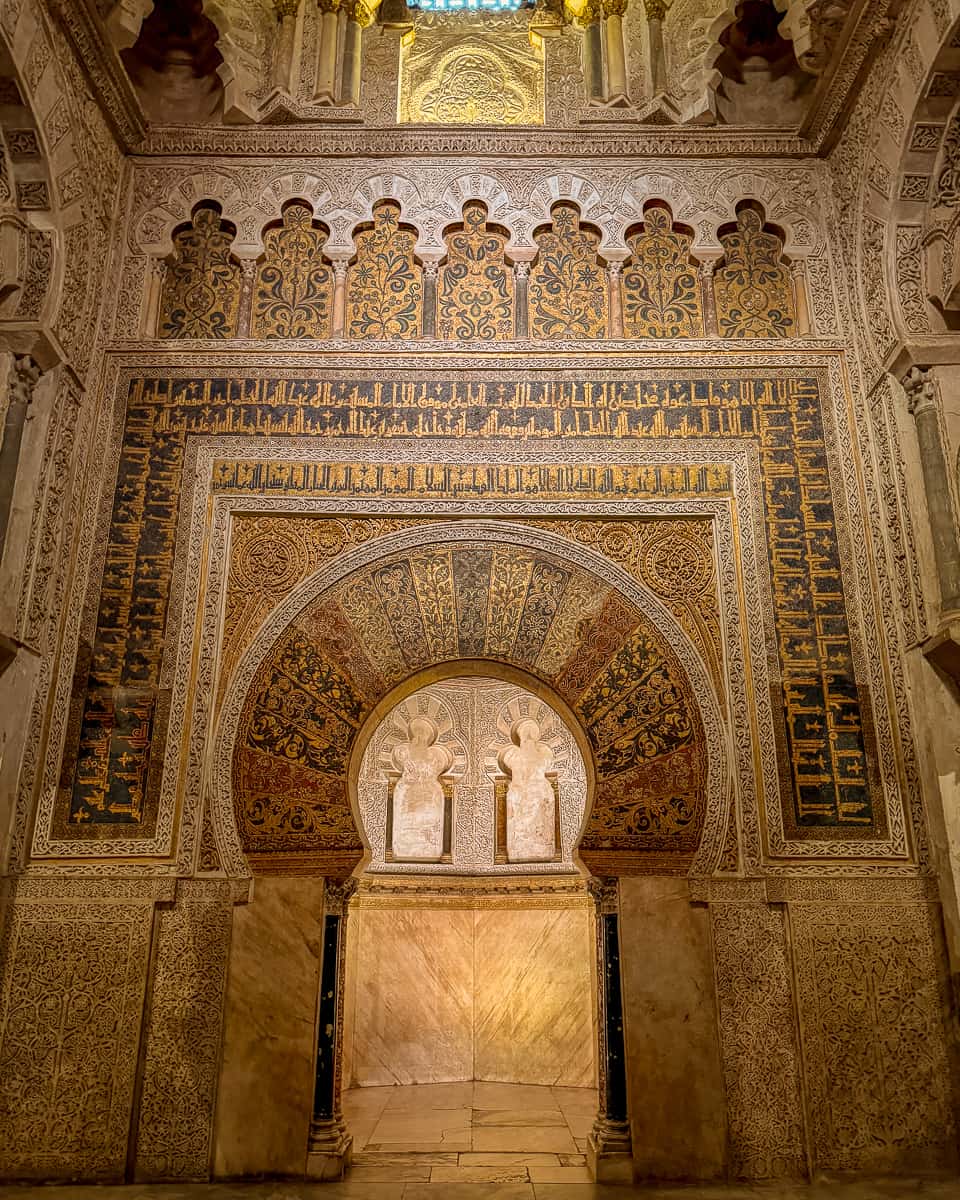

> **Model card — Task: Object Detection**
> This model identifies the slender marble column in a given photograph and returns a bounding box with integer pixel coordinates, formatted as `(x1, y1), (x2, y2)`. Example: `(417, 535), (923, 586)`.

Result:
(0, 355), (41, 564)
(699, 258), (718, 336)
(587, 876), (633, 1184)
(237, 259), (257, 338)
(903, 367), (960, 617)
(514, 261), (530, 337)
(607, 262), (624, 338)
(315, 0), (340, 103)
(603, 0), (628, 102)
(789, 259), (811, 335)
(580, 0), (604, 103)
(643, 0), (667, 94)
(331, 259), (349, 336)
(422, 260), (439, 337)
(145, 258), (167, 338)
(341, 0), (370, 106)
(306, 879), (357, 1180)
(272, 0), (301, 93)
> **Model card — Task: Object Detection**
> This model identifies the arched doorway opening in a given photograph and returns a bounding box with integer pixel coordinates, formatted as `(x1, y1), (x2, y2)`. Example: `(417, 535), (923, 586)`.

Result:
(214, 519), (727, 1184)
(341, 670), (598, 1186)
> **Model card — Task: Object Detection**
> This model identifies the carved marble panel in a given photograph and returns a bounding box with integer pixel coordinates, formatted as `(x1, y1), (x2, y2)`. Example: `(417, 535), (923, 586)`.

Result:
(0, 898), (153, 1180)
(792, 902), (956, 1173)
(358, 677), (587, 875)
(711, 903), (805, 1179)
(134, 887), (233, 1180)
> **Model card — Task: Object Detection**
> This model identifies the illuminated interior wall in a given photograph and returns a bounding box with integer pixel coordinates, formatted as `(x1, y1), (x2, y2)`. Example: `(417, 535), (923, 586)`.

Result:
(342, 898), (597, 1088)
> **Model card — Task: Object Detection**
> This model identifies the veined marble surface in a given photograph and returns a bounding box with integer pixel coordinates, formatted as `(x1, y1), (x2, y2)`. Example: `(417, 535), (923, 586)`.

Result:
(343, 905), (596, 1088)
(213, 875), (327, 1177)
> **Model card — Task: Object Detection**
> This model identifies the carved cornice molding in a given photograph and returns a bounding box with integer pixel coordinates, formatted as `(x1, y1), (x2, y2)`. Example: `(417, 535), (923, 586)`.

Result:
(138, 125), (816, 158)
(46, 0), (146, 150)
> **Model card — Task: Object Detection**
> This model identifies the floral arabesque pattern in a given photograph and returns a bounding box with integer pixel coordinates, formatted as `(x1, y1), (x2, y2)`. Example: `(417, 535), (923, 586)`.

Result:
(159, 205), (242, 339)
(621, 204), (704, 337)
(714, 207), (796, 338)
(438, 201), (515, 340)
(252, 202), (334, 339)
(346, 201), (423, 339)
(528, 203), (607, 338)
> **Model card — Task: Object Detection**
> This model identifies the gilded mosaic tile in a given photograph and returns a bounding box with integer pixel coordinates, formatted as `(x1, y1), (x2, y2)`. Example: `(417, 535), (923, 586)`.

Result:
(62, 373), (881, 856)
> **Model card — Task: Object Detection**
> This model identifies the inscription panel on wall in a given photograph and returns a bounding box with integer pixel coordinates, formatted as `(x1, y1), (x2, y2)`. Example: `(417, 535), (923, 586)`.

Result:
(54, 369), (885, 868)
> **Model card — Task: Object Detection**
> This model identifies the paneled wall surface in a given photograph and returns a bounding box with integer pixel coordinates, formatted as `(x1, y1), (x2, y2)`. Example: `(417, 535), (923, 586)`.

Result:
(342, 894), (597, 1089)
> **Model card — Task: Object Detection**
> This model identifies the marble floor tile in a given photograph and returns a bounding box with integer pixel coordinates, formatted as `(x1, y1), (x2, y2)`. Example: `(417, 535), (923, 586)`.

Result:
(527, 1164), (594, 1183)
(473, 1108), (567, 1127)
(459, 1154), (565, 1168)
(472, 1126), (579, 1154)
(562, 1115), (594, 1138)
(430, 1165), (532, 1183)
(402, 1186), (535, 1200)
(381, 1081), (475, 1109)
(474, 1083), (565, 1108)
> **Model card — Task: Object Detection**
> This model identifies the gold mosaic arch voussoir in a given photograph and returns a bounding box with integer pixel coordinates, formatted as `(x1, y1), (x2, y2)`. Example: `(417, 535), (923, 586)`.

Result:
(222, 524), (720, 877)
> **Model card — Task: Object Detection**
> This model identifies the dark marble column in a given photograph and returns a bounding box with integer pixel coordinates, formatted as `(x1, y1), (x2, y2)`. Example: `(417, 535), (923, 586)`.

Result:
(587, 876), (633, 1183)
(306, 878), (357, 1180)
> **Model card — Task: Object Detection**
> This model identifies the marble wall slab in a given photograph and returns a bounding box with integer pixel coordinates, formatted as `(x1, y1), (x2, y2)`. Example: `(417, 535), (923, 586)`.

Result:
(474, 906), (595, 1087)
(212, 875), (326, 1177)
(347, 905), (475, 1086)
(618, 877), (727, 1181)
(344, 901), (596, 1089)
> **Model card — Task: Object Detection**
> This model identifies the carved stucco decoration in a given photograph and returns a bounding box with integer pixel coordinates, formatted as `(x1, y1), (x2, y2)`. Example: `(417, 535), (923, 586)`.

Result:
(346, 200), (423, 338)
(528, 202), (607, 338)
(123, 159), (825, 272)
(438, 200), (515, 339)
(621, 202), (704, 337)
(792, 902), (955, 1172)
(357, 676), (588, 874)
(714, 206), (796, 337)
(0, 898), (154, 1179)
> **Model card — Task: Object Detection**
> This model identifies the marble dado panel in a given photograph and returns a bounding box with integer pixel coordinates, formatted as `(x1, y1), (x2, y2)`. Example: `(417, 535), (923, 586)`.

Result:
(0, 895), (153, 1180)
(134, 885), (233, 1181)
(791, 901), (956, 1173)
(41, 357), (904, 876)
(343, 900), (596, 1089)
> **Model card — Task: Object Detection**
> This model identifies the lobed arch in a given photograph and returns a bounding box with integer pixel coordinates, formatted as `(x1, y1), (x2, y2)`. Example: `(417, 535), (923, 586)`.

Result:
(130, 163), (824, 268)
(209, 521), (729, 882)
(844, 0), (960, 365)
(0, 6), (93, 359)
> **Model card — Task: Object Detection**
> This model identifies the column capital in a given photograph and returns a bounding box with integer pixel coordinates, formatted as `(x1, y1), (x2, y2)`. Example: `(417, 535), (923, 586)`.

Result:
(643, 0), (667, 20)
(8, 354), (42, 407)
(902, 365), (940, 418)
(604, 0), (628, 15)
(274, 0), (301, 16)
(587, 875), (619, 914)
(324, 877), (358, 916)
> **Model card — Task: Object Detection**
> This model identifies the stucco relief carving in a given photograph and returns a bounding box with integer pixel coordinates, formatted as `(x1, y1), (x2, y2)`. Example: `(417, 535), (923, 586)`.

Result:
(358, 676), (586, 874)
(792, 902), (955, 1172)
(134, 888), (233, 1180)
(0, 898), (153, 1179)
(390, 716), (453, 860)
(501, 717), (559, 862)
(712, 903), (805, 1178)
